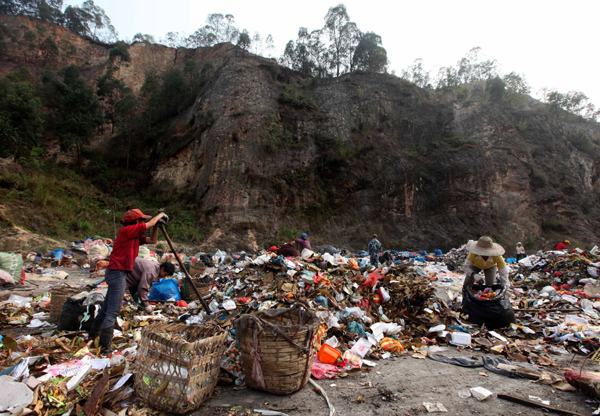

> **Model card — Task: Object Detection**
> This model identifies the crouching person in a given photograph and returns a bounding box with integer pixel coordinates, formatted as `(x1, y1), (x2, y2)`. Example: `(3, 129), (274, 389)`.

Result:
(128, 258), (175, 312)
(463, 236), (509, 288)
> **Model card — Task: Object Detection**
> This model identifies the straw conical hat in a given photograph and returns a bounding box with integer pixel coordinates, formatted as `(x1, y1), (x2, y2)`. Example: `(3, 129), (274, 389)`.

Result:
(466, 236), (505, 256)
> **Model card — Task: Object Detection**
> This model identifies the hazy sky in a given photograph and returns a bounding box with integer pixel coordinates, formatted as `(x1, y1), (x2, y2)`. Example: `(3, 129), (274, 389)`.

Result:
(64, 0), (600, 105)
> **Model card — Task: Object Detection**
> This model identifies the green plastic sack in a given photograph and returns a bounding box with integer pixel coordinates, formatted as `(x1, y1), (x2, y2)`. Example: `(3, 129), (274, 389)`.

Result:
(138, 246), (151, 258)
(0, 252), (23, 282)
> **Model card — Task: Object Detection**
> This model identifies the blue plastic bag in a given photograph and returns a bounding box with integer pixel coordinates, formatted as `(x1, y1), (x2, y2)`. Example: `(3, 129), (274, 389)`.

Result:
(148, 278), (182, 301)
(347, 321), (368, 337)
(50, 249), (64, 259)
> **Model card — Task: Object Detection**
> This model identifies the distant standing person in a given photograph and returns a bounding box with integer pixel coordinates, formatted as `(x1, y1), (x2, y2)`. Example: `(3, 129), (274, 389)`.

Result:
(515, 242), (526, 261)
(368, 234), (382, 267)
(463, 236), (509, 287)
(291, 233), (311, 252)
(127, 258), (175, 312)
(555, 240), (570, 251)
(88, 209), (167, 354)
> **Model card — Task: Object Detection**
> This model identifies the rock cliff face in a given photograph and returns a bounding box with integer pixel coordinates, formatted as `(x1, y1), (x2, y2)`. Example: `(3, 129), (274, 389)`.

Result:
(2, 15), (600, 251)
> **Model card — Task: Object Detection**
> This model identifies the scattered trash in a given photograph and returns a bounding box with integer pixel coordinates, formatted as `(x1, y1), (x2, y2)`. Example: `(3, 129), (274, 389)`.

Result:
(2, 241), (599, 415)
(423, 402), (448, 412)
(470, 386), (493, 401)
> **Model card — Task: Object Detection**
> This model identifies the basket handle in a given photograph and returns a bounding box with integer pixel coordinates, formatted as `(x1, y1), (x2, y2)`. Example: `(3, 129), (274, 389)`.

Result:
(251, 316), (310, 353)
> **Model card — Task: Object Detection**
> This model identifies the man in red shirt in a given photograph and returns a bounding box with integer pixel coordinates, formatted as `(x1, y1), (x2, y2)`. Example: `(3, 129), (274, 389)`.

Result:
(555, 240), (570, 251)
(89, 209), (166, 354)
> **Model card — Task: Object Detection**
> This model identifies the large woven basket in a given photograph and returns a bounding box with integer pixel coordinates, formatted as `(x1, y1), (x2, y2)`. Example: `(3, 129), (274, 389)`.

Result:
(49, 285), (80, 324)
(181, 279), (212, 301)
(235, 305), (319, 395)
(189, 261), (206, 277)
(133, 322), (228, 414)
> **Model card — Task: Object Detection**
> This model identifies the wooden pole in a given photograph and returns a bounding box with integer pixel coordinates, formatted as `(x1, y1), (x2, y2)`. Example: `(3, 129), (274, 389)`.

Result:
(158, 224), (211, 314)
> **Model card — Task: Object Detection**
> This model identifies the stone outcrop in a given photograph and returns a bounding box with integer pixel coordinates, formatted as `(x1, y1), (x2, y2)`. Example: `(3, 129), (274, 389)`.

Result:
(2, 15), (600, 251)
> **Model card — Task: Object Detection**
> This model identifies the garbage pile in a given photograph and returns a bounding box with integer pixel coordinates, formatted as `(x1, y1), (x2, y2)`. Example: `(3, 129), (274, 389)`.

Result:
(1, 242), (600, 414)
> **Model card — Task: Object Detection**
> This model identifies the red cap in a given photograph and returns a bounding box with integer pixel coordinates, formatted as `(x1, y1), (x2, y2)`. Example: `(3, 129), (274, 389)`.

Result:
(269, 246), (278, 252)
(122, 209), (151, 223)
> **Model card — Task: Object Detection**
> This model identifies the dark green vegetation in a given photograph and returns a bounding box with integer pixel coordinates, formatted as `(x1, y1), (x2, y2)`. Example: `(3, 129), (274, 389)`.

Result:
(0, 161), (209, 243)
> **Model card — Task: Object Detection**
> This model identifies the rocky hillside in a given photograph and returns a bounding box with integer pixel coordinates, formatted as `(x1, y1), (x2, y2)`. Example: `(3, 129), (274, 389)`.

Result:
(2, 15), (600, 252)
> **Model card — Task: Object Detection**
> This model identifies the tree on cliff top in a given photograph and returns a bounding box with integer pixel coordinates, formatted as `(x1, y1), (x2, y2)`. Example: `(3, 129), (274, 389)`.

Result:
(187, 13), (239, 47)
(281, 4), (387, 77)
(353, 32), (388, 74)
(0, 0), (63, 24)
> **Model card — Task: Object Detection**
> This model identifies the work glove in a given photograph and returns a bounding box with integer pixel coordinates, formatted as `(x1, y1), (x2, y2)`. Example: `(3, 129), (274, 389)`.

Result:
(161, 213), (169, 223)
(143, 305), (154, 313)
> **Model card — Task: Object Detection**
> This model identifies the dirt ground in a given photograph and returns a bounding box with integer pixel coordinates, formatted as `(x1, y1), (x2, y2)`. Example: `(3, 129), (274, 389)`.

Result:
(204, 351), (595, 416)
(2, 270), (597, 416)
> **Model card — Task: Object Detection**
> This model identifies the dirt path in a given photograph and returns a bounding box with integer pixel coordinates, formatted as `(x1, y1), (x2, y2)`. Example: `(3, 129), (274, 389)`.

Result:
(205, 351), (594, 416)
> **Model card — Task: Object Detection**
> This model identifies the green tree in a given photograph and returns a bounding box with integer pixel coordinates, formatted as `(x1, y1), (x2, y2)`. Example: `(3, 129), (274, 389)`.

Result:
(264, 34), (275, 58)
(114, 88), (138, 170)
(281, 28), (314, 76)
(401, 59), (431, 88)
(108, 41), (130, 64)
(139, 69), (162, 131)
(96, 66), (125, 132)
(0, 76), (44, 161)
(39, 37), (59, 64)
(503, 72), (530, 95)
(63, 5), (93, 37)
(160, 67), (189, 117)
(0, 0), (38, 17)
(237, 30), (251, 51)
(132, 33), (155, 44)
(457, 47), (498, 83)
(308, 29), (329, 77)
(352, 32), (387, 73)
(187, 13), (239, 47)
(324, 4), (350, 76)
(0, 24), (18, 57)
(486, 76), (506, 103)
(81, 0), (117, 42)
(36, 0), (64, 24)
(435, 66), (460, 90)
(163, 31), (183, 48)
(43, 65), (103, 167)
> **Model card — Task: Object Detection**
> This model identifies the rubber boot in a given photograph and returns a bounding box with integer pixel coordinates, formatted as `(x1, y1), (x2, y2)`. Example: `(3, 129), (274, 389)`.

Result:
(88, 319), (104, 340)
(99, 327), (114, 355)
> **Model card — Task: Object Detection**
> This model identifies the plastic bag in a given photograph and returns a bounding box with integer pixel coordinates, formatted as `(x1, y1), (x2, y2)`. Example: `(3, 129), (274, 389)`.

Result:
(347, 321), (368, 337)
(57, 298), (84, 331)
(362, 269), (385, 288)
(0, 252), (23, 282)
(7, 294), (31, 308)
(148, 278), (182, 301)
(380, 337), (404, 352)
(311, 357), (342, 379)
(461, 284), (516, 329)
(428, 352), (482, 368)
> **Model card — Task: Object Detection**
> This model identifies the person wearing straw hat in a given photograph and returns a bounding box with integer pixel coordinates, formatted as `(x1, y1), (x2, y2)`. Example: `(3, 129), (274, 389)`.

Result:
(463, 236), (509, 288)
(515, 242), (526, 261)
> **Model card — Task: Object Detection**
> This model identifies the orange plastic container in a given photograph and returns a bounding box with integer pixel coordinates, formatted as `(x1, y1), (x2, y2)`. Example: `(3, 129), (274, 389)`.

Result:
(318, 343), (341, 364)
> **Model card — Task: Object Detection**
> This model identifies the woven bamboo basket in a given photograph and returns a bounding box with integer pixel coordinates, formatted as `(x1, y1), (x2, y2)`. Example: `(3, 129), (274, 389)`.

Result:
(181, 279), (212, 301)
(133, 322), (228, 414)
(235, 305), (319, 395)
(189, 261), (206, 277)
(49, 285), (80, 324)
